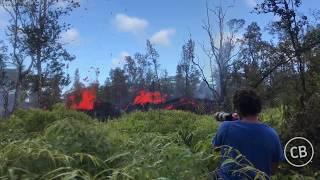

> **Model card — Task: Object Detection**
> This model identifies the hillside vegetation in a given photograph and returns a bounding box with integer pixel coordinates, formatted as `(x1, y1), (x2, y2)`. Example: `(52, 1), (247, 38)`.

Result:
(0, 106), (318, 179)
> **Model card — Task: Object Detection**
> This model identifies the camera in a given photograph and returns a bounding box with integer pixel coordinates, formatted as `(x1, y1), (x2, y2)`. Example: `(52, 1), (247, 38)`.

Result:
(214, 112), (238, 122)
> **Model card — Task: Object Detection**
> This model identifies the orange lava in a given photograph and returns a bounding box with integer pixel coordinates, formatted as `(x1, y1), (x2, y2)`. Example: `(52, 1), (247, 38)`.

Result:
(134, 90), (166, 105)
(67, 87), (97, 110)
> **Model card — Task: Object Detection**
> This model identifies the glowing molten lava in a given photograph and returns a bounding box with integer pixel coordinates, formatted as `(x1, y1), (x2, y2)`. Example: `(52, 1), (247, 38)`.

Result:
(67, 87), (97, 110)
(134, 90), (166, 105)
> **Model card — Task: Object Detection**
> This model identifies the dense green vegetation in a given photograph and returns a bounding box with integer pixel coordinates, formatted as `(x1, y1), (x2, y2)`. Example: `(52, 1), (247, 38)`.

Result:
(0, 0), (319, 178)
(0, 106), (318, 179)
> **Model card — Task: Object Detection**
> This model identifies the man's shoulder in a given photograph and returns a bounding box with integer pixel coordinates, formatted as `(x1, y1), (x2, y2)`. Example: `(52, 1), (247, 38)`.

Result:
(261, 123), (277, 132)
(220, 121), (234, 128)
(220, 121), (279, 134)
(233, 121), (279, 135)
(259, 123), (280, 138)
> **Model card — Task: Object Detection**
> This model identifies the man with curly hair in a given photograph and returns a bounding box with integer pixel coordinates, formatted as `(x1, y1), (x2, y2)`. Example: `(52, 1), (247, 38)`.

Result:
(212, 89), (283, 179)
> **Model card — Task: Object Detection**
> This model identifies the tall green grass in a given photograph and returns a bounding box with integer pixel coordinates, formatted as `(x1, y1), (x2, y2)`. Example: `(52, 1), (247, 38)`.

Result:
(0, 106), (318, 179)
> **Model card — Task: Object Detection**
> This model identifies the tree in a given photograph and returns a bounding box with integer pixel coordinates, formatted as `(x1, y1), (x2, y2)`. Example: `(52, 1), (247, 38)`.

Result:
(233, 22), (294, 107)
(239, 23), (264, 87)
(146, 40), (160, 91)
(123, 56), (138, 93)
(135, 52), (152, 90)
(176, 38), (199, 97)
(254, 0), (318, 108)
(160, 70), (175, 99)
(175, 64), (185, 96)
(304, 27), (320, 93)
(1, 0), (34, 112)
(72, 68), (84, 91)
(237, 23), (279, 88)
(109, 68), (129, 107)
(192, 3), (244, 110)
(0, 44), (13, 117)
(0, 64), (10, 118)
(41, 57), (71, 108)
(17, 0), (79, 107)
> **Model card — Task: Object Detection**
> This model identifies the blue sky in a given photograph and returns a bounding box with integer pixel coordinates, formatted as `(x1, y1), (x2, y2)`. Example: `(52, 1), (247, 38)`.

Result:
(0, 0), (318, 89)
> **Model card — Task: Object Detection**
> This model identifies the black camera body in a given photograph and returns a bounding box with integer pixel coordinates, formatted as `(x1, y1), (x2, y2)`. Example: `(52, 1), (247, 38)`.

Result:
(214, 112), (237, 122)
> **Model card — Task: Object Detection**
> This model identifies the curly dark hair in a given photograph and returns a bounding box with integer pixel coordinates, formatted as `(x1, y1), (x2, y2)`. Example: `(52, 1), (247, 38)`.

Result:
(233, 89), (262, 117)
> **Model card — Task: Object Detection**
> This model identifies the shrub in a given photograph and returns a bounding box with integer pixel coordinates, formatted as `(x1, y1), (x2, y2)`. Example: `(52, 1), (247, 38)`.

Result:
(51, 103), (93, 122)
(0, 107), (317, 179)
(106, 133), (209, 179)
(260, 107), (284, 132)
(281, 93), (320, 169)
(9, 109), (58, 133)
(0, 139), (71, 177)
(44, 118), (110, 158)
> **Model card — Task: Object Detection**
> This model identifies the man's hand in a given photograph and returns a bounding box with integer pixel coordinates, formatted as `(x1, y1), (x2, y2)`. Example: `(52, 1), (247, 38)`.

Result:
(232, 113), (239, 120)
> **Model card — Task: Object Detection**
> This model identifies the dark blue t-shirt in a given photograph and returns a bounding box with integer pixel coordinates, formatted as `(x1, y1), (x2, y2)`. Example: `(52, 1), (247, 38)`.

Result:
(212, 120), (283, 179)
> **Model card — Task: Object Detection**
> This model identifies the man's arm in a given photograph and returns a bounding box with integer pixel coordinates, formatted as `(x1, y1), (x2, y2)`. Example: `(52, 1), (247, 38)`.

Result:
(212, 122), (228, 148)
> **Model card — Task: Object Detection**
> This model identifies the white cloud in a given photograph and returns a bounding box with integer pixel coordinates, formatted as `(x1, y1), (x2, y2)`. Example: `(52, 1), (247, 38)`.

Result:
(150, 28), (176, 46)
(114, 14), (149, 34)
(61, 28), (80, 44)
(112, 51), (130, 67)
(245, 0), (257, 7)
